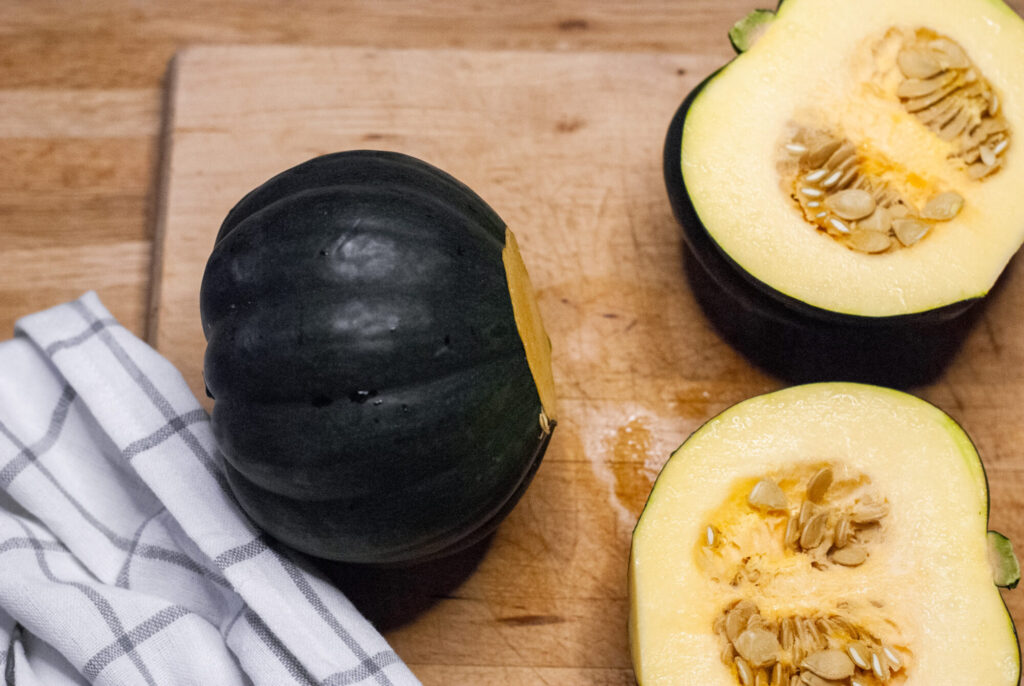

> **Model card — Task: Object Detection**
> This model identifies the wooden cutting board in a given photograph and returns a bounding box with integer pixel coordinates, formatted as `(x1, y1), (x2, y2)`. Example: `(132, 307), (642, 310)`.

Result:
(149, 45), (1024, 685)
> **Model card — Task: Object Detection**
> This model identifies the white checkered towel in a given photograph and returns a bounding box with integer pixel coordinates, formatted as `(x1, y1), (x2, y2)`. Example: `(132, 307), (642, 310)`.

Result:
(0, 292), (420, 686)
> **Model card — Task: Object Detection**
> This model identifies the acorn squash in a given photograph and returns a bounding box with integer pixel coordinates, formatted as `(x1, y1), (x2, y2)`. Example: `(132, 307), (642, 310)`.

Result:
(629, 382), (1020, 685)
(200, 151), (556, 564)
(666, 0), (1024, 324)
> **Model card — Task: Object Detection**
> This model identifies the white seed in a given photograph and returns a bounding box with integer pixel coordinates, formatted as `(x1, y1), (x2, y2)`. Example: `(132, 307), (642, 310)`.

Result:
(805, 169), (827, 182)
(825, 189), (875, 220)
(806, 201), (821, 208)
(815, 212), (827, 219)
(828, 218), (850, 235)
(847, 642), (871, 670)
(989, 94), (1000, 116)
(893, 218), (931, 247)
(882, 644), (903, 669)
(994, 139), (1009, 155)
(706, 525), (716, 547)
(786, 143), (809, 154)
(921, 190), (964, 220)
(980, 145), (997, 167)
(801, 187), (824, 198)
(871, 651), (887, 680)
(821, 171), (842, 188)
(749, 478), (788, 511)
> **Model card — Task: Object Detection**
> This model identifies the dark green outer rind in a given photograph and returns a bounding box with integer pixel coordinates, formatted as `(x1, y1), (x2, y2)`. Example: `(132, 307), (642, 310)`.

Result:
(200, 150), (553, 564)
(629, 382), (1020, 685)
(664, 75), (980, 329)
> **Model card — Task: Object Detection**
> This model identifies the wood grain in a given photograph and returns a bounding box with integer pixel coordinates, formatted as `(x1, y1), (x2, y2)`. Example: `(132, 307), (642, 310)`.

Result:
(151, 43), (1024, 685)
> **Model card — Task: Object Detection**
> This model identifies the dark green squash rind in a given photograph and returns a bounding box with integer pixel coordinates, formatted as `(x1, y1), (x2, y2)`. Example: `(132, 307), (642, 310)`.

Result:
(664, 75), (981, 328)
(201, 150), (553, 564)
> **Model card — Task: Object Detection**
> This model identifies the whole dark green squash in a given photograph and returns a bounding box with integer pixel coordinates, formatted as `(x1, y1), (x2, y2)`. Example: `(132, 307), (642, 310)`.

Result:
(199, 151), (556, 564)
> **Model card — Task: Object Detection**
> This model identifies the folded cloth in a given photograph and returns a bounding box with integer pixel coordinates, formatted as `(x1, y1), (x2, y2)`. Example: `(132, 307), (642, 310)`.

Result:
(0, 292), (420, 686)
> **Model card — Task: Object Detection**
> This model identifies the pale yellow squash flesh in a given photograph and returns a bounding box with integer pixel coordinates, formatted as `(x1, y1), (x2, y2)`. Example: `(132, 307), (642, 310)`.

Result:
(682, 0), (1024, 317)
(629, 383), (1018, 685)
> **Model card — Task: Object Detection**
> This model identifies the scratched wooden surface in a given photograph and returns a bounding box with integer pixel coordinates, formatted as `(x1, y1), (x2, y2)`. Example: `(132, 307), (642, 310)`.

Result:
(150, 41), (1024, 684)
(2, 2), (1024, 684)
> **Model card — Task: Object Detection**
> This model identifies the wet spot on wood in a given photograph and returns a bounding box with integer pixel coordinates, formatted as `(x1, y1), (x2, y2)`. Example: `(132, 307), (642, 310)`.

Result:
(498, 614), (565, 627)
(558, 18), (589, 31)
(555, 117), (585, 133)
(610, 417), (657, 518)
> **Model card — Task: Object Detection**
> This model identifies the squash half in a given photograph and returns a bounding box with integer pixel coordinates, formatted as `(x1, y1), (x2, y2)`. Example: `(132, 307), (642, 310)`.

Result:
(630, 383), (1019, 685)
(673, 0), (1024, 322)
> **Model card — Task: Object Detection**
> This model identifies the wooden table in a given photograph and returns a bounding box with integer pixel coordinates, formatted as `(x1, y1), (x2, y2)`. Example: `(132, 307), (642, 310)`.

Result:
(4, 2), (1024, 685)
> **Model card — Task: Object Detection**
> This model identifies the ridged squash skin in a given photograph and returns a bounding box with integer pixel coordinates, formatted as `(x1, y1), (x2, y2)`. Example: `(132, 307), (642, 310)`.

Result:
(200, 151), (555, 564)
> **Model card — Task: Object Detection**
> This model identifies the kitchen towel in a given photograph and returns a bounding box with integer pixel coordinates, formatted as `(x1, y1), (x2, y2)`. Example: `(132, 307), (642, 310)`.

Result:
(0, 292), (420, 686)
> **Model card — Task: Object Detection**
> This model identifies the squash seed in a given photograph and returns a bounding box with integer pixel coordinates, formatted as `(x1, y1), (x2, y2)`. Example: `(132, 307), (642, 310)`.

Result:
(735, 628), (781, 668)
(805, 140), (842, 169)
(798, 672), (841, 686)
(771, 662), (784, 686)
(800, 512), (828, 549)
(897, 70), (957, 99)
(749, 478), (788, 511)
(847, 642), (871, 670)
(834, 515), (852, 549)
(930, 38), (971, 69)
(850, 500), (888, 524)
(830, 545), (867, 567)
(882, 644), (903, 670)
(897, 47), (943, 79)
(825, 189), (875, 221)
(892, 218), (930, 247)
(801, 649), (855, 680)
(870, 650), (888, 680)
(921, 191), (964, 220)
(847, 230), (891, 254)
(780, 618), (795, 652)
(722, 641), (736, 665)
(785, 516), (800, 549)
(857, 206), (891, 234)
(727, 600), (758, 643)
(805, 467), (834, 503)
(755, 668), (769, 686)
(736, 656), (754, 686)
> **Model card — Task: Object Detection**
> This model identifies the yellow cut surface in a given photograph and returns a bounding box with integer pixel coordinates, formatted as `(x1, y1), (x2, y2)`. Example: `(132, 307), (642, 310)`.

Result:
(629, 383), (1018, 685)
(682, 0), (1024, 316)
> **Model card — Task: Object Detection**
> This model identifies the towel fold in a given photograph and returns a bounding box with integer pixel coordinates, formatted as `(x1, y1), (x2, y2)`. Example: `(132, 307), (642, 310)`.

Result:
(0, 292), (420, 686)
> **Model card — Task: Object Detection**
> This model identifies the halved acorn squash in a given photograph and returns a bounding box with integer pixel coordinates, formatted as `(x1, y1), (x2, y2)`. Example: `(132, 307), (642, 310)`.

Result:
(667, 0), (1024, 324)
(629, 382), (1020, 685)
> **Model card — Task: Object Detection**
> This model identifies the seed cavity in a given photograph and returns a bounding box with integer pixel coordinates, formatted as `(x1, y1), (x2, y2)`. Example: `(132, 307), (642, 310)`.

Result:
(896, 31), (1010, 178)
(778, 28), (1008, 256)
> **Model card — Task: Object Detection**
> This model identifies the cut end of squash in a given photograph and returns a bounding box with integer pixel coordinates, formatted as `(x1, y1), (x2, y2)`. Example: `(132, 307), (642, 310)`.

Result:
(989, 530), (1021, 589)
(729, 9), (776, 54)
(502, 228), (557, 424)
